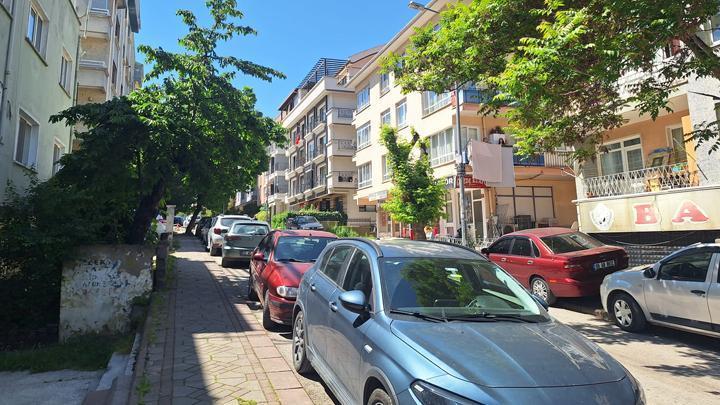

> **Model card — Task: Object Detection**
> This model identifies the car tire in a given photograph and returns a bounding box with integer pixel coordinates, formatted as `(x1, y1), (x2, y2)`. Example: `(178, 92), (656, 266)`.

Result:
(609, 292), (647, 332)
(247, 273), (258, 301)
(367, 388), (393, 405)
(530, 277), (556, 305)
(292, 311), (313, 375)
(210, 246), (220, 256)
(262, 290), (278, 331)
(220, 257), (228, 267)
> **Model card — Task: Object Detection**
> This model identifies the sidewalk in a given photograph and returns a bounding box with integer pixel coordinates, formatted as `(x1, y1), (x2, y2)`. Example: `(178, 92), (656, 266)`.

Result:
(130, 236), (333, 405)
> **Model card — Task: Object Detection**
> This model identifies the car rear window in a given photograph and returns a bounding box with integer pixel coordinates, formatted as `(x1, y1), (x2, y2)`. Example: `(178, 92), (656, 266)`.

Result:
(221, 218), (247, 227)
(540, 232), (604, 254)
(231, 223), (268, 235)
(296, 216), (318, 224)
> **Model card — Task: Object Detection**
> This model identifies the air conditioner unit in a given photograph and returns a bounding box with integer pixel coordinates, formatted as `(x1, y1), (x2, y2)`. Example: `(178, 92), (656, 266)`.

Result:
(489, 133), (508, 145)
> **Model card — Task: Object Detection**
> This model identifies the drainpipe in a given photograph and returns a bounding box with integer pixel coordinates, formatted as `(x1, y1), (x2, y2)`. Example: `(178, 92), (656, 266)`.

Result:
(0, 0), (18, 145)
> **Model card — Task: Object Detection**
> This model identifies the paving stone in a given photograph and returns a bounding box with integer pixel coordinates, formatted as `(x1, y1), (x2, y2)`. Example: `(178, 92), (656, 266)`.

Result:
(276, 388), (314, 405)
(267, 371), (302, 390)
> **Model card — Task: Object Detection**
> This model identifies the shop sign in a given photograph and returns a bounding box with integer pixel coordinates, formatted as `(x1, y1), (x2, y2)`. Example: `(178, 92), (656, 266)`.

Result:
(445, 175), (487, 189)
(578, 188), (720, 233)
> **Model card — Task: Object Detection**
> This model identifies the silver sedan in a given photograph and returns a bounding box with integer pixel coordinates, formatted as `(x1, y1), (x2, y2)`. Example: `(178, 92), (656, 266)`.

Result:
(600, 243), (720, 338)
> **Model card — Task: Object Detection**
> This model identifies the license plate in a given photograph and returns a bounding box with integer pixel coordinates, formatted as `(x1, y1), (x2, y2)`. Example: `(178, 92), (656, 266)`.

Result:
(593, 260), (615, 270)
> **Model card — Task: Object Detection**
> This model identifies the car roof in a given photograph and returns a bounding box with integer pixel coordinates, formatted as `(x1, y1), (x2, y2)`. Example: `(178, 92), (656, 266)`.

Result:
(219, 214), (252, 219)
(230, 220), (269, 226)
(504, 227), (574, 238)
(275, 229), (336, 238)
(332, 238), (484, 260)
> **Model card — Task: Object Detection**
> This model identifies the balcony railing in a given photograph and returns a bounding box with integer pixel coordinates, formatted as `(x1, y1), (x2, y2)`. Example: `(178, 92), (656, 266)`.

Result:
(334, 171), (357, 184)
(513, 151), (573, 168)
(337, 108), (354, 118)
(334, 139), (356, 150)
(583, 162), (700, 198)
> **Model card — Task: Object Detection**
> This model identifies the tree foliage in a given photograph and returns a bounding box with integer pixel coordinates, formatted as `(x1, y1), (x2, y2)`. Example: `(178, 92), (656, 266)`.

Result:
(380, 126), (446, 239)
(384, 0), (720, 159)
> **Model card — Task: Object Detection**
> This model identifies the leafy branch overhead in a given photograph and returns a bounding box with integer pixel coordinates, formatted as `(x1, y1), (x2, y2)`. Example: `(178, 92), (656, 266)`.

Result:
(384, 0), (720, 158)
(380, 126), (446, 239)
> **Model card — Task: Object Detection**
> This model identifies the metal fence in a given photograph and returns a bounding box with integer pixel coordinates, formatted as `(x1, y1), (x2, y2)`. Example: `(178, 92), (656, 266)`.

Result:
(622, 244), (684, 267)
(583, 163), (699, 198)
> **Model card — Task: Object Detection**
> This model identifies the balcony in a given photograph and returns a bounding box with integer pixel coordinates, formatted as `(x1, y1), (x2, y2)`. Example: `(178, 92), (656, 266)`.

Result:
(267, 193), (286, 205)
(78, 60), (108, 90)
(513, 151), (572, 168)
(582, 163), (700, 199)
(327, 108), (355, 125)
(458, 89), (496, 105)
(327, 138), (356, 157)
(327, 171), (357, 190)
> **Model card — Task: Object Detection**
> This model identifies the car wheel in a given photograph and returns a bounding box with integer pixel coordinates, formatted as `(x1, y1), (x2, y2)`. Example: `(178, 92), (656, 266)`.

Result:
(292, 311), (313, 374)
(367, 388), (393, 405)
(262, 290), (278, 331)
(247, 273), (258, 301)
(610, 292), (647, 332)
(530, 277), (556, 305)
(210, 246), (220, 256)
(220, 257), (228, 267)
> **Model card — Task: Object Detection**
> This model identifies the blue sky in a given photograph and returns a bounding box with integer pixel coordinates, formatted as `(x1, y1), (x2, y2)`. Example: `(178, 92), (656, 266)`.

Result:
(136, 1), (418, 118)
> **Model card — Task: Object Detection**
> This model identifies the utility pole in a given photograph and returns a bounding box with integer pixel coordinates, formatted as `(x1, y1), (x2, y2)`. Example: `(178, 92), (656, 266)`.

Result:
(454, 81), (468, 246)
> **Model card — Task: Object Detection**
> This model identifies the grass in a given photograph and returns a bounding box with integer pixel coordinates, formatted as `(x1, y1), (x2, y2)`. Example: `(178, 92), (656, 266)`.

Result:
(136, 373), (151, 405)
(236, 399), (257, 405)
(0, 334), (134, 373)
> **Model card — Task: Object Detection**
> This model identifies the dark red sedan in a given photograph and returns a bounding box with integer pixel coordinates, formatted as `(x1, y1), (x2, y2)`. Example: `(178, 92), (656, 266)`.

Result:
(481, 228), (628, 304)
(248, 230), (337, 329)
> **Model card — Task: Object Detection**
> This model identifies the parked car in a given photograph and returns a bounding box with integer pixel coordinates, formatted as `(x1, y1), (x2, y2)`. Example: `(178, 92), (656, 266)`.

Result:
(194, 217), (210, 239)
(200, 216), (214, 244)
(481, 228), (628, 304)
(286, 215), (324, 230)
(221, 220), (270, 267)
(206, 214), (252, 255)
(248, 230), (337, 329)
(292, 239), (645, 405)
(601, 243), (720, 337)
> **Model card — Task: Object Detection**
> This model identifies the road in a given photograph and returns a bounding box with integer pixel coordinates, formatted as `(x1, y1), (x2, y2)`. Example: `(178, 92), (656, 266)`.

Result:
(550, 307), (720, 405)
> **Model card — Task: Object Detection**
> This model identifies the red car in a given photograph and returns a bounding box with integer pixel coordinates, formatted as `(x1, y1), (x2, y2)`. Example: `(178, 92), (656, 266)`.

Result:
(481, 228), (628, 304)
(248, 230), (337, 329)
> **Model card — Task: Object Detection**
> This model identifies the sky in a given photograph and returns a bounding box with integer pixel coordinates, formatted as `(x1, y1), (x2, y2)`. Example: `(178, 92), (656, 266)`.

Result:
(135, 1), (419, 118)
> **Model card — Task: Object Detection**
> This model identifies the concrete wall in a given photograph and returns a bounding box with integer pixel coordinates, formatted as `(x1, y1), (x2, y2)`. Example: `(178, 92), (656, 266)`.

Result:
(686, 76), (720, 185)
(59, 245), (154, 341)
(0, 0), (81, 199)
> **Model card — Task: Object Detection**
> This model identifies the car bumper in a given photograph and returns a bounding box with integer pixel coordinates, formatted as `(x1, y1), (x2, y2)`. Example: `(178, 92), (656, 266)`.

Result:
(547, 277), (604, 297)
(266, 292), (295, 325)
(222, 246), (253, 259)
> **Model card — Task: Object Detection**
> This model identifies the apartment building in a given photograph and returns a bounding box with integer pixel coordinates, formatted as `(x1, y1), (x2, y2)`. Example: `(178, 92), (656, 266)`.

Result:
(260, 143), (289, 218)
(75, 0), (140, 140)
(0, 0), (82, 198)
(574, 37), (720, 257)
(348, 0), (577, 242)
(269, 49), (381, 232)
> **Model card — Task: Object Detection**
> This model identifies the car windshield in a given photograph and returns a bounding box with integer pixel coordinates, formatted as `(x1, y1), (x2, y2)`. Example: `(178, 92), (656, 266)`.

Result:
(541, 232), (604, 254)
(296, 216), (318, 224)
(380, 258), (548, 321)
(274, 236), (334, 262)
(231, 223), (268, 235)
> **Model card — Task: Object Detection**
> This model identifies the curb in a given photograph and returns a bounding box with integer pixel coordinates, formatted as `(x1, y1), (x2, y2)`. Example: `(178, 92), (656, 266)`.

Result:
(82, 332), (142, 405)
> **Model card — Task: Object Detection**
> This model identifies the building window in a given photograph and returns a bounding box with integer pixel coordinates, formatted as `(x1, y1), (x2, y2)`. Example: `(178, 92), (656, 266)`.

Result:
(711, 14), (720, 43)
(667, 126), (687, 163)
(422, 91), (451, 115)
(356, 122), (371, 150)
(358, 163), (372, 189)
(112, 61), (118, 85)
(115, 16), (121, 40)
(317, 165), (327, 187)
(59, 52), (72, 92)
(597, 136), (643, 175)
(27, 4), (47, 56)
(380, 109), (391, 127)
(15, 113), (39, 169)
(460, 126), (480, 147)
(379, 72), (390, 94)
(429, 128), (454, 166)
(90, 0), (109, 10)
(396, 99), (407, 128)
(662, 39), (682, 59)
(445, 192), (454, 223)
(52, 141), (65, 175)
(382, 155), (392, 182)
(357, 86), (370, 111)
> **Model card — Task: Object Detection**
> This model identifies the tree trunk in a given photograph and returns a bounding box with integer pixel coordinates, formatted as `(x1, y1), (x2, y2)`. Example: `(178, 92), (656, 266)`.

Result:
(412, 223), (427, 240)
(184, 205), (203, 235)
(126, 180), (166, 244)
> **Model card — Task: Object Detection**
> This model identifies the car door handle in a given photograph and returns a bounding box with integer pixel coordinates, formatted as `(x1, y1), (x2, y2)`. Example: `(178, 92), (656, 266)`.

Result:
(527, 260), (534, 265)
(329, 302), (338, 312)
(310, 284), (316, 292)
(500, 258), (507, 262)
(691, 290), (706, 296)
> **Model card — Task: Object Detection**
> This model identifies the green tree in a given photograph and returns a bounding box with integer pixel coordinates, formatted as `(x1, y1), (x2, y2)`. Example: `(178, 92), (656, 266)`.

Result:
(384, 0), (720, 159)
(380, 126), (446, 240)
(53, 0), (285, 243)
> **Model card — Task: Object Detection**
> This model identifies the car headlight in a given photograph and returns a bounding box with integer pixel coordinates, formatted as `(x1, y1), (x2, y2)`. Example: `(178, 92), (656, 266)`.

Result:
(626, 372), (645, 405)
(411, 380), (480, 405)
(276, 286), (298, 298)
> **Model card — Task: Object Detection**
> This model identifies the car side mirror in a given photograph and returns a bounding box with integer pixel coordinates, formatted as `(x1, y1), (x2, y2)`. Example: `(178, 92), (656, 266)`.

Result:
(531, 293), (549, 311)
(339, 290), (368, 314)
(643, 267), (656, 279)
(252, 252), (265, 262)
(480, 248), (489, 255)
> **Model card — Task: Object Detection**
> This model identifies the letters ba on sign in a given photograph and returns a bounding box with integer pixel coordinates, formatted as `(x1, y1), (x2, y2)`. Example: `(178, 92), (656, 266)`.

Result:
(580, 189), (720, 233)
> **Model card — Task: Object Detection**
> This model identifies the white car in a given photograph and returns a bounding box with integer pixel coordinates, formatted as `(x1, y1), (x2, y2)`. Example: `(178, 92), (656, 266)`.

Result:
(206, 214), (252, 256)
(600, 243), (720, 338)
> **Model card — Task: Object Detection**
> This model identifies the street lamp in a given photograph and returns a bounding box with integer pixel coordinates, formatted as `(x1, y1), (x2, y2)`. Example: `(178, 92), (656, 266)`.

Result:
(407, 1), (469, 246)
